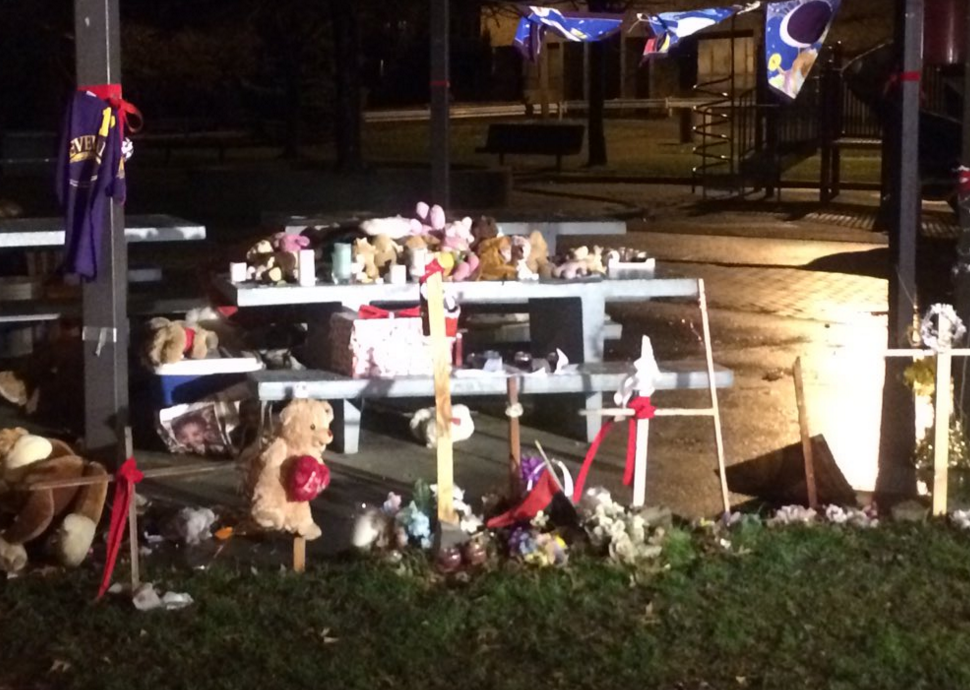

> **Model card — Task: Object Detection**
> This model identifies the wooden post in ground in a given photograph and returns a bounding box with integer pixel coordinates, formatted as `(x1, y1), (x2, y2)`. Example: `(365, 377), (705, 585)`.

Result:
(124, 429), (140, 591)
(699, 280), (731, 515)
(507, 377), (522, 499)
(293, 537), (306, 573)
(426, 272), (457, 526)
(793, 357), (819, 509)
(933, 312), (954, 515)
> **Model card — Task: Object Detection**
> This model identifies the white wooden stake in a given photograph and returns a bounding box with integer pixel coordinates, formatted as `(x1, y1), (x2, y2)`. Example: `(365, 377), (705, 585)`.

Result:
(933, 312), (953, 515)
(699, 280), (731, 516)
(632, 418), (649, 508)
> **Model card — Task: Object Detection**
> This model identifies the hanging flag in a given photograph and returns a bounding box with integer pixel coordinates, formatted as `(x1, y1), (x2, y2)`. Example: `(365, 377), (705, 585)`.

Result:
(638, 6), (745, 59)
(513, 6), (624, 62)
(765, 0), (841, 99)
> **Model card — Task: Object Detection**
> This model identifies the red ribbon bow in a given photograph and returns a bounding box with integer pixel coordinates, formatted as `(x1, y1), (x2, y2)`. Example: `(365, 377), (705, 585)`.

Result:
(97, 458), (144, 599)
(79, 84), (144, 142)
(571, 396), (656, 503)
(419, 259), (445, 284)
(358, 305), (421, 319)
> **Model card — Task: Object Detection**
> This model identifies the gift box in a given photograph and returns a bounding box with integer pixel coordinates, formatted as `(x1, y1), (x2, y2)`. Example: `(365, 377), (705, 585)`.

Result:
(329, 308), (455, 378)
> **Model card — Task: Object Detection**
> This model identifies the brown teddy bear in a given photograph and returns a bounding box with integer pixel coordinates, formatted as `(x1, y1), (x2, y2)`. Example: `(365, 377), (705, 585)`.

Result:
(144, 317), (219, 367)
(474, 236), (518, 281)
(352, 238), (380, 283)
(470, 216), (499, 251)
(0, 428), (108, 573)
(246, 399), (334, 540)
(370, 234), (402, 276)
(527, 231), (550, 277)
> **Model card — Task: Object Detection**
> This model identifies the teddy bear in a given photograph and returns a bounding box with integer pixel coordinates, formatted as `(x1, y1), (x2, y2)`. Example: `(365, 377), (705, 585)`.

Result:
(370, 234), (402, 275)
(474, 236), (518, 281)
(551, 256), (590, 280)
(271, 232), (312, 282)
(470, 216), (499, 250)
(527, 231), (550, 276)
(351, 238), (380, 283)
(143, 317), (219, 367)
(246, 399), (335, 540)
(441, 217), (474, 253)
(246, 239), (284, 283)
(0, 427), (108, 573)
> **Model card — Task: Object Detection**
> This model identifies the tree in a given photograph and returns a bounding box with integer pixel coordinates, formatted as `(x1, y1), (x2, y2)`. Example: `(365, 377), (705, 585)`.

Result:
(330, 1), (364, 172)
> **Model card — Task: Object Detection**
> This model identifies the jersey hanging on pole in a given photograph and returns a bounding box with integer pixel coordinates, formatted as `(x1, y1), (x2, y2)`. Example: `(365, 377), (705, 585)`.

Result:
(56, 91), (126, 281)
(765, 0), (842, 99)
(513, 6), (623, 62)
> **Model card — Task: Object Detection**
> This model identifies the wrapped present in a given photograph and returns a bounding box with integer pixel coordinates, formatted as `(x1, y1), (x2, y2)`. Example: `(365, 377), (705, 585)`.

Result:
(329, 307), (455, 378)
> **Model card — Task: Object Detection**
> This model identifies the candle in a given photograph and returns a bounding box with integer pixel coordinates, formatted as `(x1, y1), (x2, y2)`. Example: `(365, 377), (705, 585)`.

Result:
(408, 247), (428, 281)
(389, 264), (407, 285)
(298, 249), (316, 286)
(331, 243), (352, 282)
(229, 262), (248, 283)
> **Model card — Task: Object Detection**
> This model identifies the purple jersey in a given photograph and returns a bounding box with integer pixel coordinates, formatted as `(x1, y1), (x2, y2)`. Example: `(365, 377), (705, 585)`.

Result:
(56, 91), (126, 280)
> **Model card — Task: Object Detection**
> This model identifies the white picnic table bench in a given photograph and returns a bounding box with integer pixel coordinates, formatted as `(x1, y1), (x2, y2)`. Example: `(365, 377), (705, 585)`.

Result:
(250, 360), (734, 455)
(215, 273), (730, 446)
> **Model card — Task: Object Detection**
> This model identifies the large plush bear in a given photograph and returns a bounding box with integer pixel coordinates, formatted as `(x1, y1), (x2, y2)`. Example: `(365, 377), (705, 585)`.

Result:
(0, 427), (108, 573)
(246, 399), (334, 540)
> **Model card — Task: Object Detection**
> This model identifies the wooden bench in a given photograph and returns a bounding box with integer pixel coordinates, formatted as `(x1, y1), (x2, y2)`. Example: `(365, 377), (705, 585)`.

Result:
(249, 360), (734, 455)
(476, 123), (585, 171)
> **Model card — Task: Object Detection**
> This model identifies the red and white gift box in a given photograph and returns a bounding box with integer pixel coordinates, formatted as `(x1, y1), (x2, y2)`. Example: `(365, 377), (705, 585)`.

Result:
(329, 307), (458, 378)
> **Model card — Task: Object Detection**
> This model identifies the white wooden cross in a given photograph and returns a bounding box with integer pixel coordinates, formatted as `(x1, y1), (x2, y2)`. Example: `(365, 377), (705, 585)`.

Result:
(883, 304), (969, 515)
(582, 280), (731, 515)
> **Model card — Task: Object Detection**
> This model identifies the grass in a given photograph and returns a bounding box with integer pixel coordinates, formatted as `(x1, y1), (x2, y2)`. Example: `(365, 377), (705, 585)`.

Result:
(4, 522), (970, 690)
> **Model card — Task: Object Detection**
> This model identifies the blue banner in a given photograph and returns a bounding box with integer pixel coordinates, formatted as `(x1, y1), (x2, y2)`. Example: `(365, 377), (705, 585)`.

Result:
(765, 0), (841, 99)
(513, 6), (624, 62)
(639, 6), (744, 58)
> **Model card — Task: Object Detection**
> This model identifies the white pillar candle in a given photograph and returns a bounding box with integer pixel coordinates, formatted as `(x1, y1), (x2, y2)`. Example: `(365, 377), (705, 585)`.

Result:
(389, 264), (407, 285)
(229, 262), (248, 283)
(408, 247), (428, 281)
(298, 249), (316, 286)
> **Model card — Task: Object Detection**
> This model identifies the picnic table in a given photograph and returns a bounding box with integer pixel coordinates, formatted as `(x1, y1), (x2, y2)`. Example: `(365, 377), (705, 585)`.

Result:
(0, 215), (207, 327)
(214, 274), (713, 444)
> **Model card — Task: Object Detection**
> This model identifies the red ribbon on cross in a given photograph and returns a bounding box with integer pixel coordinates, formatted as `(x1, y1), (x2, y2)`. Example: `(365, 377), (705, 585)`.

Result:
(358, 305), (421, 320)
(571, 396), (656, 503)
(419, 259), (445, 284)
(97, 457), (144, 599)
(78, 84), (143, 141)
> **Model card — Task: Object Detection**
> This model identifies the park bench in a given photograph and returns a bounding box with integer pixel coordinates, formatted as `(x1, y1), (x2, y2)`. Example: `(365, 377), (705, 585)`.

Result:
(476, 123), (585, 171)
(248, 360), (734, 455)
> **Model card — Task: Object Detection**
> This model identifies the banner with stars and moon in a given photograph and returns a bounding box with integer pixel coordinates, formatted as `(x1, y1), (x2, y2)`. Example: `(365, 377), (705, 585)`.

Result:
(765, 0), (841, 100)
(512, 6), (624, 62)
(639, 5), (753, 59)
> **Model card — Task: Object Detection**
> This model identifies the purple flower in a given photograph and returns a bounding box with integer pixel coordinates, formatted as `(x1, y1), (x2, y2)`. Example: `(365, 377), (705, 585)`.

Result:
(520, 456), (544, 485)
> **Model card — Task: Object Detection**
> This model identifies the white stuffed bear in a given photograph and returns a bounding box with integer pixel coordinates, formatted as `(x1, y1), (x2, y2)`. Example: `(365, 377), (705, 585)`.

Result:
(409, 404), (475, 449)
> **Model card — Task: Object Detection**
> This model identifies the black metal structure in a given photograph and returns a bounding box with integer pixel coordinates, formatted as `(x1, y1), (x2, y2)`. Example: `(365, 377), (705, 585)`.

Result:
(74, 0), (129, 466)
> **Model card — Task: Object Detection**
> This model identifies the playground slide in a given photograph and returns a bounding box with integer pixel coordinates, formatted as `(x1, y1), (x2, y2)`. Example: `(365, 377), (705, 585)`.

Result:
(843, 42), (962, 201)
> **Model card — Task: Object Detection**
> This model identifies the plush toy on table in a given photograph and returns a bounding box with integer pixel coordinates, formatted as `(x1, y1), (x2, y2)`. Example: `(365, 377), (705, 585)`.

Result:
(0, 427), (108, 573)
(370, 234), (403, 276)
(351, 238), (380, 283)
(246, 239), (287, 283)
(511, 236), (537, 281)
(470, 216), (499, 250)
(143, 317), (219, 367)
(271, 232), (312, 282)
(474, 236), (517, 281)
(246, 399), (334, 540)
(526, 231), (551, 277)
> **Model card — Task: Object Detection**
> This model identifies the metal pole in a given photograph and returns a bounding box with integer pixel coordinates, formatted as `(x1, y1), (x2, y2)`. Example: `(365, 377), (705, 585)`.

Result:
(954, 0), (970, 417)
(877, 0), (923, 498)
(430, 0), (450, 206)
(74, 0), (128, 466)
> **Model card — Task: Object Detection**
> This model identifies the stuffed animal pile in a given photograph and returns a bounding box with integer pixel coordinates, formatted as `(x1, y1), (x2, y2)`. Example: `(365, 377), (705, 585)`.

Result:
(143, 316), (219, 367)
(356, 203), (615, 283)
(0, 427), (108, 573)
